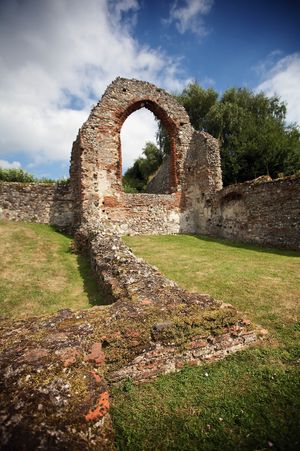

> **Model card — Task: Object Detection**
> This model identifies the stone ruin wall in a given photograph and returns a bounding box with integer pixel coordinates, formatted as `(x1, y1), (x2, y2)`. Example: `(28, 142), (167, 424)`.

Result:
(73, 222), (259, 384)
(1, 175), (299, 249)
(196, 175), (300, 250)
(0, 77), (299, 249)
(0, 222), (260, 448)
(99, 192), (182, 235)
(0, 181), (73, 228)
(69, 77), (223, 234)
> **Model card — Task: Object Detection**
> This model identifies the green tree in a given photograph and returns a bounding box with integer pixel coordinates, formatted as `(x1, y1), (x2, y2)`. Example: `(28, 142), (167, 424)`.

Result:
(0, 168), (69, 184)
(178, 82), (218, 131)
(123, 142), (163, 192)
(282, 126), (300, 175)
(156, 82), (218, 155)
(205, 88), (300, 184)
(0, 168), (35, 182)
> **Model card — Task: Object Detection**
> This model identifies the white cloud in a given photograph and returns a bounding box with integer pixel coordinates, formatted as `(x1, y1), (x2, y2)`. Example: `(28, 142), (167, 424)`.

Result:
(0, 0), (188, 173)
(168, 0), (214, 35)
(0, 160), (21, 169)
(121, 109), (158, 172)
(256, 53), (300, 126)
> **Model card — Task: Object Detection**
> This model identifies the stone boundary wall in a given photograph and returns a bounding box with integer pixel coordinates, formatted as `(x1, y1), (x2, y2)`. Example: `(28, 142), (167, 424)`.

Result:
(198, 175), (300, 250)
(1, 175), (299, 249)
(0, 182), (73, 229)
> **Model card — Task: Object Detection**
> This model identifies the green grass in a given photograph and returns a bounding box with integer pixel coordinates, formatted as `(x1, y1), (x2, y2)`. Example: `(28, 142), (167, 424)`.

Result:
(0, 220), (104, 317)
(110, 235), (300, 450)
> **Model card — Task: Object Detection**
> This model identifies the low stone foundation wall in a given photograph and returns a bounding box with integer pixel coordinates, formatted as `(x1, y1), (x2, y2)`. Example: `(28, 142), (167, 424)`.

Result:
(197, 175), (300, 250)
(74, 223), (259, 383)
(0, 182), (73, 229)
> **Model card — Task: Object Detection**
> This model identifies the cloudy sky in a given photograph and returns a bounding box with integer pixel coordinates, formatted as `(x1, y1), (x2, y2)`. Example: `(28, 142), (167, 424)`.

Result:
(0, 0), (299, 178)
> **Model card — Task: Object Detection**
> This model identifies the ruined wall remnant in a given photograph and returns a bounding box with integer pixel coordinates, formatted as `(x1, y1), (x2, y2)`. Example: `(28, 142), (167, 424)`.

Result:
(0, 77), (299, 248)
(74, 222), (258, 383)
(197, 175), (300, 250)
(69, 77), (222, 231)
(0, 182), (73, 228)
(99, 192), (182, 235)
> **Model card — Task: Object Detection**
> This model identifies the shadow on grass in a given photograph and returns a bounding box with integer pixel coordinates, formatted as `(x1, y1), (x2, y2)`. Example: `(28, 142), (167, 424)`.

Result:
(76, 253), (111, 306)
(50, 226), (111, 307)
(191, 234), (300, 258)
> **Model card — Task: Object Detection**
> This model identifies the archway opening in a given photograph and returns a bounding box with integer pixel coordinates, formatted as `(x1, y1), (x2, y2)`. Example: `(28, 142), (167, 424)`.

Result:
(120, 105), (176, 194)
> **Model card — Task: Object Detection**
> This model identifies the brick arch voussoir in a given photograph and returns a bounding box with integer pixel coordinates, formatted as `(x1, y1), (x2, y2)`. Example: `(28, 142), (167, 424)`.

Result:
(118, 99), (178, 135)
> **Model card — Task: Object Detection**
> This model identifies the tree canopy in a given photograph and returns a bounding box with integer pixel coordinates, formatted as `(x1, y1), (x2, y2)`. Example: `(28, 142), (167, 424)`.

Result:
(0, 168), (69, 184)
(158, 82), (300, 186)
(123, 141), (163, 192)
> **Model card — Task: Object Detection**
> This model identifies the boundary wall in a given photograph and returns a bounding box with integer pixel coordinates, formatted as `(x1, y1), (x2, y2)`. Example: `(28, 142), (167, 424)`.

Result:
(1, 175), (299, 249)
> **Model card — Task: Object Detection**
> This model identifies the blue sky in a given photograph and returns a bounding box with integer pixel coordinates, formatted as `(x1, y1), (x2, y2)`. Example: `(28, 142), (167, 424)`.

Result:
(0, 0), (299, 179)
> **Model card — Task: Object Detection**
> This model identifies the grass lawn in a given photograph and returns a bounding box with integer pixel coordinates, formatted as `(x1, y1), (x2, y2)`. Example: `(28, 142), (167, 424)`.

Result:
(110, 235), (300, 450)
(0, 220), (104, 317)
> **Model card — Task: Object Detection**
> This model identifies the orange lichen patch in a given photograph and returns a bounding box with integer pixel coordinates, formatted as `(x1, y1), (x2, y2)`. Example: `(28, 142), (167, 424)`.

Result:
(85, 391), (110, 421)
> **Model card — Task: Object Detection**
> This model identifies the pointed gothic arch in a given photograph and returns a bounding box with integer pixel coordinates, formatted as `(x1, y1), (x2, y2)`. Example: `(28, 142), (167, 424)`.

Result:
(70, 77), (222, 230)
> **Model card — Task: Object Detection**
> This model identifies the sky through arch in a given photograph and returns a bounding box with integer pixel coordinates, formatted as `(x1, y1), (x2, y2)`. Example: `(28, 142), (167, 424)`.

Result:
(120, 109), (158, 174)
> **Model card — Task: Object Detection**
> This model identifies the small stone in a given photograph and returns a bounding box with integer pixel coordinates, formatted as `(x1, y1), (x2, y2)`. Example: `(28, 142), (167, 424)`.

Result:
(259, 328), (268, 336)
(84, 342), (105, 366)
(220, 302), (234, 309)
(21, 348), (49, 364)
(57, 309), (73, 319)
(56, 347), (80, 367)
(85, 391), (110, 421)
(140, 299), (152, 306)
(152, 321), (173, 332)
